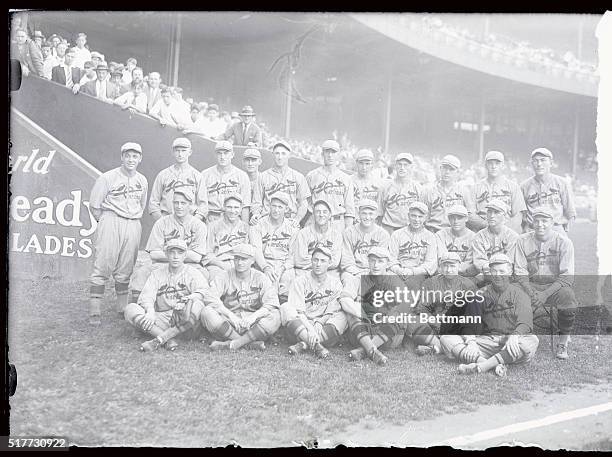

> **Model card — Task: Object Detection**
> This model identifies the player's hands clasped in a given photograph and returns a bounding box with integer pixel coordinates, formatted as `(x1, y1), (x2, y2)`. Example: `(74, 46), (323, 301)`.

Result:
(141, 310), (156, 332)
(463, 341), (481, 363)
(503, 335), (521, 359)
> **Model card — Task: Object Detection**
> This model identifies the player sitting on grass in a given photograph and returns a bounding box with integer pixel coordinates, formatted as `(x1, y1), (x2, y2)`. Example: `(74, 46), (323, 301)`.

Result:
(124, 238), (222, 352)
(281, 246), (347, 359)
(514, 207), (577, 360)
(339, 247), (406, 365)
(202, 244), (281, 351)
(434, 204), (477, 277)
(440, 253), (539, 377)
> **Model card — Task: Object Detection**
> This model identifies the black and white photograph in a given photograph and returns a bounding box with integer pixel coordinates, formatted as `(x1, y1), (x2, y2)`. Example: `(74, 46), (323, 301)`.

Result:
(7, 10), (612, 449)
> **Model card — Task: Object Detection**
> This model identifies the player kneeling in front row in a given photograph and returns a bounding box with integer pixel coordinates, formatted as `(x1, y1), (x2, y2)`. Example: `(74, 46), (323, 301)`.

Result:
(202, 244), (281, 351)
(280, 246), (347, 359)
(440, 254), (539, 377)
(124, 239), (222, 352)
(339, 247), (406, 365)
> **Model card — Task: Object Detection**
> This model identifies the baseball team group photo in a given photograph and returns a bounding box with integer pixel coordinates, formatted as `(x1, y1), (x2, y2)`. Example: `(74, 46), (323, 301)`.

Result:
(8, 11), (611, 449)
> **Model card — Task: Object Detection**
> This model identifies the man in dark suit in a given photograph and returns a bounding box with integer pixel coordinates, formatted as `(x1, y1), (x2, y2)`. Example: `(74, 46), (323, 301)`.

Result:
(79, 64), (114, 103)
(145, 71), (162, 114)
(217, 105), (263, 147)
(11, 28), (44, 77)
(51, 47), (82, 89)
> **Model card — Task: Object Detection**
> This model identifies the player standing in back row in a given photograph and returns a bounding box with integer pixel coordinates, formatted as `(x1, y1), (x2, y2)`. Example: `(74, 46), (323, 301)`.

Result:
(88, 142), (148, 325)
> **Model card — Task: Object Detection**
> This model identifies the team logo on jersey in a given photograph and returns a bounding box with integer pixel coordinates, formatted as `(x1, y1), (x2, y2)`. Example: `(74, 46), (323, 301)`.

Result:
(526, 248), (558, 269)
(430, 194), (463, 211)
(355, 185), (378, 201)
(311, 179), (346, 197)
(262, 231), (292, 251)
(266, 181), (297, 197)
(225, 286), (262, 312)
(208, 179), (240, 196)
(305, 289), (335, 308)
(398, 240), (430, 261)
(476, 189), (511, 205)
(109, 181), (144, 200)
(486, 241), (510, 258)
(157, 282), (189, 301)
(482, 298), (516, 322)
(218, 231), (248, 248)
(354, 239), (380, 256)
(526, 188), (561, 207)
(385, 191), (419, 209)
(307, 239), (334, 254)
(446, 242), (470, 258)
(163, 178), (197, 195)
(163, 228), (194, 246)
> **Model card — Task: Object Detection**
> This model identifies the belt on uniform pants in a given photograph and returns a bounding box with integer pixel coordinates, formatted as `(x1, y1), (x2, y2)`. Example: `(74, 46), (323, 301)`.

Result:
(331, 215), (343, 221)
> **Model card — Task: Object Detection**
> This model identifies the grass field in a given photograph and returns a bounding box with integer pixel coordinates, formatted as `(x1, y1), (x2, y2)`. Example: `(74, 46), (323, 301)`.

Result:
(8, 221), (611, 447)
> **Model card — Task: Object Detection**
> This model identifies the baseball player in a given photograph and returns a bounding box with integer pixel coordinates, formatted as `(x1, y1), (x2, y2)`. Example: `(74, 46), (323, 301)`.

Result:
(441, 254), (539, 377)
(435, 204), (477, 276)
(201, 140), (251, 224)
(306, 139), (356, 229)
(249, 192), (299, 295)
(472, 199), (519, 276)
(351, 149), (383, 223)
(340, 199), (390, 282)
(281, 246), (347, 359)
(242, 146), (264, 223)
(251, 140), (310, 227)
(88, 142), (148, 325)
(202, 244), (281, 351)
(378, 153), (422, 233)
(514, 207), (577, 359)
(388, 202), (438, 281)
(520, 147), (576, 235)
(281, 199), (343, 290)
(124, 238), (223, 352)
(339, 246), (407, 365)
(148, 137), (208, 222)
(471, 150), (526, 233)
(129, 188), (208, 302)
(422, 154), (475, 233)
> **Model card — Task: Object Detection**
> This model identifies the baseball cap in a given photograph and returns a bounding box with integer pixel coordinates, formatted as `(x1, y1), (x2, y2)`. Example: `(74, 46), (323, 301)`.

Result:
(172, 137), (191, 149)
(312, 244), (332, 259)
(488, 253), (512, 267)
(120, 142), (142, 154)
(95, 63), (109, 71)
(531, 147), (553, 160)
(164, 238), (187, 252)
(367, 246), (390, 260)
(485, 199), (508, 215)
(173, 187), (194, 203)
(321, 139), (340, 152)
(358, 198), (378, 211)
(313, 199), (332, 212)
(223, 193), (243, 206)
(240, 105), (256, 116)
(485, 150), (505, 162)
(232, 244), (256, 259)
(215, 140), (233, 152)
(447, 204), (468, 218)
(532, 207), (554, 219)
(355, 149), (374, 162)
(408, 201), (428, 214)
(270, 192), (291, 206)
(243, 148), (261, 159)
(83, 61), (95, 69)
(395, 152), (414, 163)
(440, 154), (461, 169)
(272, 139), (291, 152)
(439, 252), (461, 265)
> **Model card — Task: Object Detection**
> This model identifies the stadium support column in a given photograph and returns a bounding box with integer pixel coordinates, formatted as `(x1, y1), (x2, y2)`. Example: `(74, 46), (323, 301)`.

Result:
(284, 67), (293, 138)
(477, 94), (486, 162)
(171, 13), (182, 87)
(383, 69), (393, 155)
(572, 102), (580, 175)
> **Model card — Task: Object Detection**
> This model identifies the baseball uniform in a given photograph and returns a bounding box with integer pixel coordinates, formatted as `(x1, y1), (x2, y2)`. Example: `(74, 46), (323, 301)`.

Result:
(473, 176), (526, 224)
(435, 228), (476, 276)
(472, 226), (519, 274)
(352, 174), (383, 207)
(388, 226), (438, 277)
(520, 174), (576, 231)
(201, 164), (251, 220)
(204, 217), (250, 278)
(422, 181), (475, 233)
(257, 167), (310, 221)
(306, 166), (356, 224)
(378, 179), (422, 231)
(340, 224), (390, 277)
(285, 224), (343, 273)
(89, 167), (148, 302)
(149, 164), (209, 219)
(250, 216), (299, 278)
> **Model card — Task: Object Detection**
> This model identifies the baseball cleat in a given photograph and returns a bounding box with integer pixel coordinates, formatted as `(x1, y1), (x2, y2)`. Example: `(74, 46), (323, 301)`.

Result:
(458, 363), (481, 375)
(209, 340), (232, 351)
(288, 341), (308, 356)
(165, 338), (178, 351)
(556, 343), (569, 360)
(247, 341), (266, 351)
(348, 347), (366, 361)
(370, 348), (388, 366)
(89, 315), (101, 326)
(494, 364), (507, 377)
(314, 343), (330, 359)
(140, 338), (161, 352)
(415, 345), (434, 356)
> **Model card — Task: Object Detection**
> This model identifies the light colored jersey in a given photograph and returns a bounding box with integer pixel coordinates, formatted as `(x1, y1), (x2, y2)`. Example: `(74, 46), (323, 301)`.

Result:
(90, 167), (148, 219)
(248, 172), (263, 217)
(472, 226), (519, 273)
(250, 216), (299, 262)
(418, 275), (478, 315)
(473, 176), (526, 219)
(422, 181), (475, 232)
(149, 164), (208, 218)
(435, 228), (475, 265)
(306, 166), (355, 218)
(479, 283), (533, 335)
(212, 268), (279, 314)
(352, 174), (383, 203)
(520, 174), (576, 226)
(379, 179), (422, 228)
(340, 224), (390, 274)
(389, 226), (438, 275)
(258, 167), (310, 220)
(284, 272), (343, 320)
(514, 230), (574, 286)
(287, 224), (343, 271)
(146, 214), (207, 256)
(138, 264), (221, 313)
(207, 217), (249, 261)
(201, 164), (252, 213)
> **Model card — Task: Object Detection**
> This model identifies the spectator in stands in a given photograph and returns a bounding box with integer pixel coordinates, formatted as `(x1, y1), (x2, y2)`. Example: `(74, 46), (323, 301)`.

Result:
(146, 72), (163, 114)
(200, 104), (226, 138)
(172, 87), (192, 117)
(181, 104), (205, 135)
(72, 33), (91, 69)
(51, 47), (82, 89)
(122, 66), (143, 95)
(197, 101), (208, 113)
(217, 105), (263, 147)
(107, 67), (124, 100)
(48, 34), (61, 57)
(90, 51), (104, 67)
(230, 112), (241, 126)
(122, 57), (137, 85)
(150, 87), (189, 128)
(40, 42), (57, 80)
(114, 81), (148, 114)
(55, 42), (68, 65)
(79, 63), (113, 103)
(77, 61), (97, 87)
(33, 31), (45, 50)
(11, 28), (44, 77)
